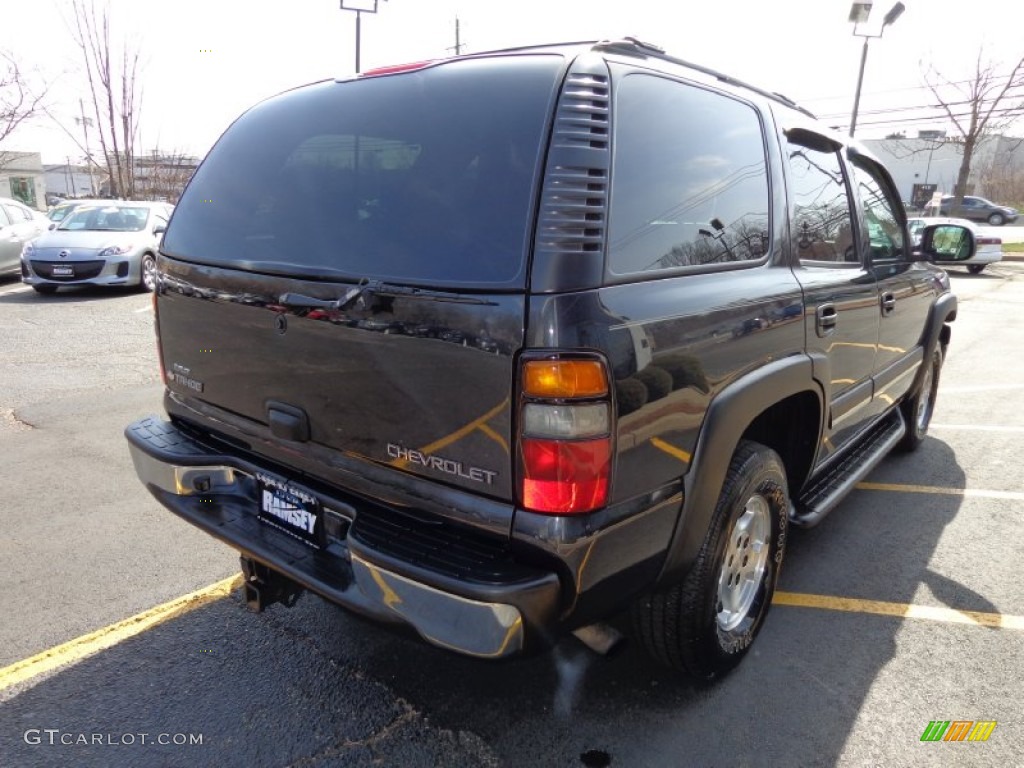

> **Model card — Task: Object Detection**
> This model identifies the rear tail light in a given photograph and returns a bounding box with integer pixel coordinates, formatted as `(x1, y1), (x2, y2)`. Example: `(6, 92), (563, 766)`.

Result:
(518, 357), (612, 515)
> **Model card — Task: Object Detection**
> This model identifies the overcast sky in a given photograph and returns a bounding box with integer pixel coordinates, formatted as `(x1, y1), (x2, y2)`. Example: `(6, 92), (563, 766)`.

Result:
(6, 0), (1023, 163)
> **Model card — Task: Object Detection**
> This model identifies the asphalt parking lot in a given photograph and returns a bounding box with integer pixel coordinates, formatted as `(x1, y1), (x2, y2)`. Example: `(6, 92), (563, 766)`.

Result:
(1, 261), (1022, 767)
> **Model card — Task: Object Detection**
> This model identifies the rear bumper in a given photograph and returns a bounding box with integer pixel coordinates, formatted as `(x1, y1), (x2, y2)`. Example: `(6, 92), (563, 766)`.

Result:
(125, 416), (559, 658)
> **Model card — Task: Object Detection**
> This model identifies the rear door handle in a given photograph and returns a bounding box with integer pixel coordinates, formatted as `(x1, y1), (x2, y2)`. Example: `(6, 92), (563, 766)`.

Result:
(815, 303), (837, 337)
(881, 292), (896, 315)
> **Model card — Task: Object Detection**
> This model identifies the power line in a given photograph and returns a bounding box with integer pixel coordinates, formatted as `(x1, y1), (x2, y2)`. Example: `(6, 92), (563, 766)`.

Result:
(799, 72), (1023, 104)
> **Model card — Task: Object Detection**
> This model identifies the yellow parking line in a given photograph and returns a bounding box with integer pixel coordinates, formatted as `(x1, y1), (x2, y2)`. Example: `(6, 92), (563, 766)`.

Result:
(650, 437), (691, 464)
(856, 482), (1024, 501)
(391, 398), (510, 470)
(774, 591), (1024, 630)
(0, 574), (242, 693)
(930, 423), (1024, 433)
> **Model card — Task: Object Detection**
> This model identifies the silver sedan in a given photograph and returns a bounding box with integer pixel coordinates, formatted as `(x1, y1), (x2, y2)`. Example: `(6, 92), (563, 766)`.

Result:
(21, 201), (172, 293)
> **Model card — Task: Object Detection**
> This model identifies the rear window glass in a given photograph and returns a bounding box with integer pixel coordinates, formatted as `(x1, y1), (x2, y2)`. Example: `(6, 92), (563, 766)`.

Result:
(163, 56), (563, 287)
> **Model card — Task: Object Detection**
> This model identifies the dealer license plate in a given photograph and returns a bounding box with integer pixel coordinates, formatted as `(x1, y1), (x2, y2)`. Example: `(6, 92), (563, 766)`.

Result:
(257, 473), (321, 547)
(51, 266), (74, 276)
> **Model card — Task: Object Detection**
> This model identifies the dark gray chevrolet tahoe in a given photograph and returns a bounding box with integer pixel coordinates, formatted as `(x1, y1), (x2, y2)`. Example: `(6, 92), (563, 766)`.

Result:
(126, 38), (967, 679)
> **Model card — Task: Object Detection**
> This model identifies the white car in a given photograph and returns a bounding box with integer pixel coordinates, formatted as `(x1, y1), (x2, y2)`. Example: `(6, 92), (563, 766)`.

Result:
(0, 197), (49, 276)
(21, 201), (172, 293)
(908, 216), (1003, 274)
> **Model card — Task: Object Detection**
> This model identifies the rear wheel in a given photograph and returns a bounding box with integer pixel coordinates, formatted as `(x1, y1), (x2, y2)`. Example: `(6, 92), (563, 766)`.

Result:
(32, 285), (58, 295)
(987, 213), (1005, 226)
(897, 345), (942, 452)
(631, 440), (788, 680)
(967, 264), (985, 275)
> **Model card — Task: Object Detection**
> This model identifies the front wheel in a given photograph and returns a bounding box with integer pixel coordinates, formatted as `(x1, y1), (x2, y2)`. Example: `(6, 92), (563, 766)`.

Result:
(967, 264), (985, 275)
(987, 213), (1005, 226)
(631, 440), (789, 680)
(897, 345), (942, 452)
(140, 253), (157, 292)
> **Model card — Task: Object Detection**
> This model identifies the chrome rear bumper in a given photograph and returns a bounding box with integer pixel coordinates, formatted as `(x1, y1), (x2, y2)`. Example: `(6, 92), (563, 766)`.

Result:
(125, 416), (558, 658)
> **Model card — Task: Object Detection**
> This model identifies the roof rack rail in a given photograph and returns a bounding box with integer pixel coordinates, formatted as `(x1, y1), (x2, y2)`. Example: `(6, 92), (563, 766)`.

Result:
(591, 37), (816, 119)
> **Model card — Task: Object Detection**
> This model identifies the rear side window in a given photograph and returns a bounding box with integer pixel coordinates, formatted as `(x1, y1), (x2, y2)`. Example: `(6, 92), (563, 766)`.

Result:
(608, 74), (770, 275)
(163, 56), (563, 287)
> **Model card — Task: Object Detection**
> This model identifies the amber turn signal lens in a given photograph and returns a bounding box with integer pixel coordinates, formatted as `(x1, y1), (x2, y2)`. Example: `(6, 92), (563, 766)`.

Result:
(523, 360), (608, 398)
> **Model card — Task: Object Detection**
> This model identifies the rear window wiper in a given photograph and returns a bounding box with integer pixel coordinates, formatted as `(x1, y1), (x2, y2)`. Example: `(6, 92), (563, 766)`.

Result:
(278, 280), (496, 310)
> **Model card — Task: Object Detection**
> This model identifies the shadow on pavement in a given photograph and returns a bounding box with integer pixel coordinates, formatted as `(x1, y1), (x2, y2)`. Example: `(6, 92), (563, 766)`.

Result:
(1, 437), (995, 768)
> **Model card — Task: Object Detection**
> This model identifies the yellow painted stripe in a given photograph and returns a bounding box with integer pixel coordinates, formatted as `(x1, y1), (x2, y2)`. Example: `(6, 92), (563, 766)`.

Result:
(477, 422), (509, 454)
(930, 423), (1024, 433)
(855, 482), (1024, 501)
(773, 591), (1024, 630)
(0, 574), (242, 693)
(417, 398), (510, 456)
(650, 437), (691, 463)
(391, 398), (510, 470)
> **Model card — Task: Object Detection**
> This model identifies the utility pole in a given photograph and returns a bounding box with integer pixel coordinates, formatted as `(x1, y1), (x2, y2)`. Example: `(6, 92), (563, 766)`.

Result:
(449, 17), (465, 56)
(76, 98), (97, 196)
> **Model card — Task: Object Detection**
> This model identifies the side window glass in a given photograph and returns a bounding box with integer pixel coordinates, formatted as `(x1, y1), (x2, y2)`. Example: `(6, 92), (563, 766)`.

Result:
(852, 158), (905, 263)
(607, 74), (770, 274)
(0, 206), (11, 227)
(785, 141), (856, 265)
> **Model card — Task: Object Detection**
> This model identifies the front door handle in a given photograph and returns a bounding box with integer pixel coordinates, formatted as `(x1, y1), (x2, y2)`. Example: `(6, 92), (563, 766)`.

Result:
(881, 292), (896, 315)
(816, 303), (837, 337)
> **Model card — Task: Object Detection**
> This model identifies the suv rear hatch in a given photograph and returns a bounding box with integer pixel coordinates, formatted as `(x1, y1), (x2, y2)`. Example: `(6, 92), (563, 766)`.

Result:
(156, 54), (566, 506)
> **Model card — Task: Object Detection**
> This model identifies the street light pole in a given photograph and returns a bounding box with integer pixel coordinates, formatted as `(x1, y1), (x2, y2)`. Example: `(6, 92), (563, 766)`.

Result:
(848, 2), (905, 138)
(339, 0), (386, 74)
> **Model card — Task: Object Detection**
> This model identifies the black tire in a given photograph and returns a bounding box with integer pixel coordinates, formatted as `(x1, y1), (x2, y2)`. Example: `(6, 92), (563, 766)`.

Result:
(897, 345), (942, 452)
(32, 285), (58, 295)
(967, 264), (985, 275)
(987, 213), (1005, 226)
(631, 440), (789, 680)
(140, 253), (157, 292)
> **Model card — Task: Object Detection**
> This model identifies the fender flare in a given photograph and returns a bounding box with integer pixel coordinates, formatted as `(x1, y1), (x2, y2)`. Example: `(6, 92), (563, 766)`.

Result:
(656, 353), (823, 584)
(911, 291), (957, 394)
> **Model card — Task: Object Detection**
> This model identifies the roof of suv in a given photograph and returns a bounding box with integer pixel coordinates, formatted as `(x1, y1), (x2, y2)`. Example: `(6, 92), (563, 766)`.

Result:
(354, 37), (816, 119)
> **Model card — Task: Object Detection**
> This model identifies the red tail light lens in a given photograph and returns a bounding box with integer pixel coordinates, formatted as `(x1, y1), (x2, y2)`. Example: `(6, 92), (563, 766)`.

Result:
(521, 437), (610, 514)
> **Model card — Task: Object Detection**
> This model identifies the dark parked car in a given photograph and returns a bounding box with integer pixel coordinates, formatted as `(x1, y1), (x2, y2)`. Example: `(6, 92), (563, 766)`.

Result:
(938, 195), (1018, 226)
(126, 38), (964, 680)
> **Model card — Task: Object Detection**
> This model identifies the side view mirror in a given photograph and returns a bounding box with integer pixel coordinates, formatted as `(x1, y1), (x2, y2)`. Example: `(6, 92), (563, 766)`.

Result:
(48, 222), (57, 230)
(153, 224), (167, 236)
(916, 224), (975, 263)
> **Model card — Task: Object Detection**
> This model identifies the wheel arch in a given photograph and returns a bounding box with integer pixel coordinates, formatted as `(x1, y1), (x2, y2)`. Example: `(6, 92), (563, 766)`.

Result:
(912, 291), (957, 395)
(656, 354), (823, 584)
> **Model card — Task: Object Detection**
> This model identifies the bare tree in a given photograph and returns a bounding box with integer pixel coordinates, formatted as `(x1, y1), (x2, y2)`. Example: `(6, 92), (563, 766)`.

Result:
(924, 52), (1024, 206)
(66, 0), (143, 198)
(0, 50), (48, 169)
(137, 148), (197, 203)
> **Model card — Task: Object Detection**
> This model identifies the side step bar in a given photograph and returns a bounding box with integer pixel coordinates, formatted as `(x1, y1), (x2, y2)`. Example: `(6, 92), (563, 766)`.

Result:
(791, 409), (906, 527)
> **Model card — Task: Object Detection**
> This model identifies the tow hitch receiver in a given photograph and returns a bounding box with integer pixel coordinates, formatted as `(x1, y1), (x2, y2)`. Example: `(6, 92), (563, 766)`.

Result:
(240, 557), (305, 612)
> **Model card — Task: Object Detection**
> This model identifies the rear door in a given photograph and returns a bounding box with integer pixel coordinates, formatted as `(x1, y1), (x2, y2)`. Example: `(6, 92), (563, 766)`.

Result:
(157, 54), (566, 504)
(784, 130), (880, 462)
